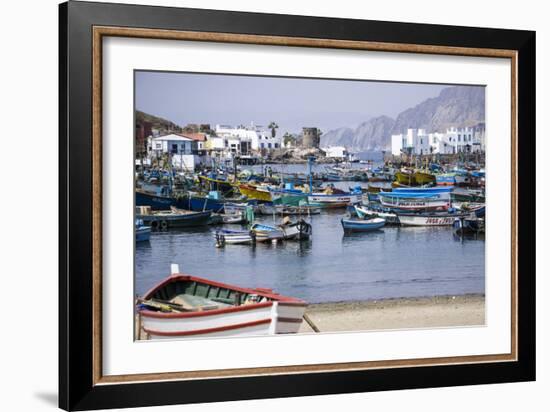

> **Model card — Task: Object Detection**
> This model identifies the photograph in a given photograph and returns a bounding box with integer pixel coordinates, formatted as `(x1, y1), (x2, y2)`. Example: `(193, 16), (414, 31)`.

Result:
(134, 71), (486, 340)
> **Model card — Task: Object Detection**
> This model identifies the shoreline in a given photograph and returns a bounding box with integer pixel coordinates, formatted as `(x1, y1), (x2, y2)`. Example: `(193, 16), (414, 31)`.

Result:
(136, 293), (484, 339)
(299, 294), (485, 333)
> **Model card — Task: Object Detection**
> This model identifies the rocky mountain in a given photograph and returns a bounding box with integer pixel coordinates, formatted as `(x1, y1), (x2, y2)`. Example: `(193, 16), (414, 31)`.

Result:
(320, 86), (485, 151)
(136, 110), (182, 133)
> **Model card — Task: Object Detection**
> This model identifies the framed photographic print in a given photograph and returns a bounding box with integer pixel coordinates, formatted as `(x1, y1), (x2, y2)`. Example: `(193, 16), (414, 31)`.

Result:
(59, 1), (536, 410)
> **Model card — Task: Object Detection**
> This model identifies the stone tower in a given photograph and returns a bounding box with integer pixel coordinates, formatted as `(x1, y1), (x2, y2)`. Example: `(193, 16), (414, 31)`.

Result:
(302, 127), (320, 148)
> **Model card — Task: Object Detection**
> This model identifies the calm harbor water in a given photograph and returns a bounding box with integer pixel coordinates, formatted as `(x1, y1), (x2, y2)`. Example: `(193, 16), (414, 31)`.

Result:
(135, 168), (485, 302)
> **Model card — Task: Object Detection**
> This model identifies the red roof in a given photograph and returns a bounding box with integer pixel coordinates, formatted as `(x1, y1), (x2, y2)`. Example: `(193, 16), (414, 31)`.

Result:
(177, 132), (207, 141)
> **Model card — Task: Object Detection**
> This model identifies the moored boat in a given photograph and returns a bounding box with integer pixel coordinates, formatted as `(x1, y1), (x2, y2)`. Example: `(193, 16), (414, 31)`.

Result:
(137, 273), (308, 339)
(257, 203), (321, 216)
(341, 217), (386, 232)
(279, 218), (313, 240)
(214, 229), (255, 246)
(135, 219), (151, 242)
(453, 217), (485, 234)
(308, 186), (362, 208)
(250, 222), (285, 242)
(354, 205), (400, 225)
(378, 191), (450, 211)
(238, 183), (279, 202)
(397, 212), (468, 226)
(136, 207), (212, 229)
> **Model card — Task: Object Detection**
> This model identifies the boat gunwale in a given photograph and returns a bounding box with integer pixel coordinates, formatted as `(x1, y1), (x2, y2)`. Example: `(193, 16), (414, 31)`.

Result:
(143, 318), (272, 336)
(140, 274), (307, 318)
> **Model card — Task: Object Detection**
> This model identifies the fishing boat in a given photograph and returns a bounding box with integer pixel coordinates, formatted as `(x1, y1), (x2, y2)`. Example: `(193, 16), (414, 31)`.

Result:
(453, 217), (485, 234)
(397, 211), (468, 226)
(250, 223), (285, 242)
(395, 170), (417, 185)
(279, 218), (313, 240)
(136, 207), (212, 229)
(214, 229), (255, 246)
(176, 191), (233, 213)
(135, 219), (151, 242)
(307, 186), (362, 208)
(436, 173), (457, 186)
(257, 203), (321, 216)
(238, 183), (279, 202)
(197, 175), (235, 195)
(354, 205), (400, 225)
(222, 212), (246, 224)
(136, 188), (176, 210)
(414, 170), (436, 185)
(378, 191), (450, 211)
(341, 217), (386, 232)
(137, 273), (308, 339)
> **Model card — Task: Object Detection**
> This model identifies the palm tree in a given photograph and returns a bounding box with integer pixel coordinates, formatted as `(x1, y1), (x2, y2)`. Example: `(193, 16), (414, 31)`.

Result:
(268, 121), (279, 138)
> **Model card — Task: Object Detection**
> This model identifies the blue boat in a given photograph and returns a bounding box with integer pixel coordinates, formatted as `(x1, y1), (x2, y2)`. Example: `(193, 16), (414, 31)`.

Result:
(379, 191), (442, 199)
(136, 219), (151, 242)
(341, 217), (386, 232)
(136, 189), (176, 210)
(137, 209), (212, 229)
(393, 187), (453, 193)
(175, 193), (227, 213)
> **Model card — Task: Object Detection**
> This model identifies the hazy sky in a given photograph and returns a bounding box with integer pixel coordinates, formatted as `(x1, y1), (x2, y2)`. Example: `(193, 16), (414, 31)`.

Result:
(135, 71), (449, 134)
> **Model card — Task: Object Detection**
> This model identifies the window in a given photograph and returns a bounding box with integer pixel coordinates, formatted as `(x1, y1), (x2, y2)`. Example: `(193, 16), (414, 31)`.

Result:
(268, 143), (272, 149)
(274, 143), (279, 148)
(171, 143), (178, 154)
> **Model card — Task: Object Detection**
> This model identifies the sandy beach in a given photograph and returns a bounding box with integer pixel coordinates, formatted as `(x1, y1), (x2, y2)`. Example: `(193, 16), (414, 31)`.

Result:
(299, 294), (485, 333)
(136, 294), (484, 339)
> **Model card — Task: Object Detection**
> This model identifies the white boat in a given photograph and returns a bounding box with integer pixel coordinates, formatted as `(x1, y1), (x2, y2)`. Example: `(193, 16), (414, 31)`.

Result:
(279, 218), (313, 240)
(250, 223), (285, 242)
(214, 229), (255, 245)
(378, 192), (450, 211)
(307, 192), (362, 208)
(138, 274), (308, 339)
(222, 212), (246, 224)
(397, 213), (467, 226)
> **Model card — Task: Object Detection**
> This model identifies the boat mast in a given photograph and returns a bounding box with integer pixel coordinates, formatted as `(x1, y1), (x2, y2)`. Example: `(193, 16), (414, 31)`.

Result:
(308, 156), (314, 193)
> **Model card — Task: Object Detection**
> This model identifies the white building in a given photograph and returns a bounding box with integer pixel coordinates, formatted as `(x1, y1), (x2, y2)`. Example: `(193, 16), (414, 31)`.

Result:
(322, 146), (349, 160)
(148, 133), (208, 171)
(391, 129), (431, 156)
(215, 124), (282, 151)
(391, 125), (485, 156)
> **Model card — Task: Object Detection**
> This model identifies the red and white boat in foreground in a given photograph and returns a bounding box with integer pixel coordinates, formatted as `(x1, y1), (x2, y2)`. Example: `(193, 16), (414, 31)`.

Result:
(137, 273), (308, 339)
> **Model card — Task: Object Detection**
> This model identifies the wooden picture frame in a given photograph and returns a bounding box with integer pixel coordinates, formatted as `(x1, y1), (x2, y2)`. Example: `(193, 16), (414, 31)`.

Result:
(59, 1), (535, 410)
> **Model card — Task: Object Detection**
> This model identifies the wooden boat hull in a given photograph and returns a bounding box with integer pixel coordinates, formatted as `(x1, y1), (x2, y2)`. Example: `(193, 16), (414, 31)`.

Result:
(138, 274), (307, 339)
(280, 220), (313, 240)
(136, 190), (175, 210)
(341, 217), (386, 232)
(397, 214), (460, 226)
(238, 184), (276, 202)
(214, 229), (254, 245)
(395, 171), (416, 185)
(136, 226), (151, 242)
(355, 205), (400, 225)
(413, 171), (436, 185)
(137, 210), (212, 228)
(250, 223), (285, 242)
(378, 195), (450, 211)
(308, 193), (362, 208)
(258, 204), (321, 216)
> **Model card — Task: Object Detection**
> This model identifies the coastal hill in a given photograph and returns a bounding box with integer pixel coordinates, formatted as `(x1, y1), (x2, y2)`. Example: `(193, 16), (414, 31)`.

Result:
(321, 86), (485, 151)
(136, 110), (182, 133)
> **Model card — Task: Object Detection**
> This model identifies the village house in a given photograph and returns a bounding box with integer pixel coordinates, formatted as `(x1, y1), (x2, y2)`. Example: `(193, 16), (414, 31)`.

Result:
(321, 146), (349, 160)
(391, 124), (485, 156)
(214, 124), (282, 151)
(148, 133), (211, 171)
